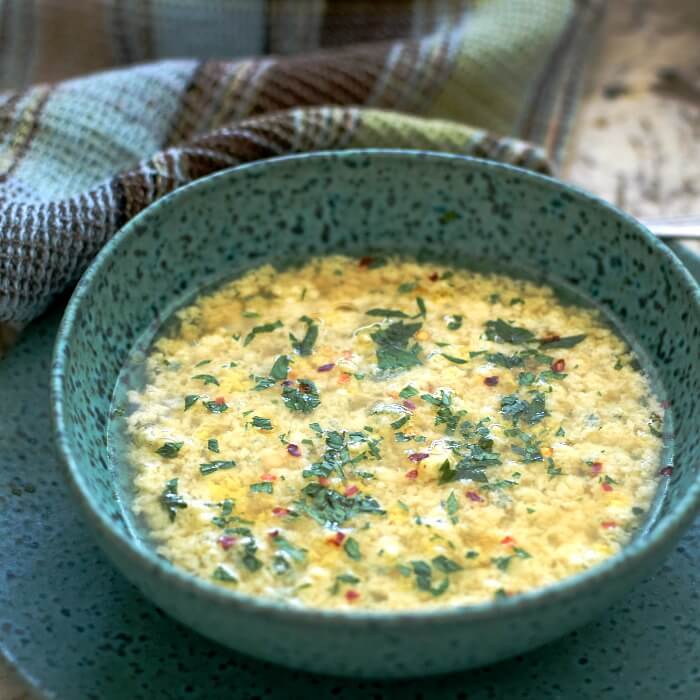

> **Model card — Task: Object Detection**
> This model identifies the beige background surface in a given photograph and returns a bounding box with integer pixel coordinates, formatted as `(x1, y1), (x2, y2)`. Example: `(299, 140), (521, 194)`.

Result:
(2, 0), (699, 696)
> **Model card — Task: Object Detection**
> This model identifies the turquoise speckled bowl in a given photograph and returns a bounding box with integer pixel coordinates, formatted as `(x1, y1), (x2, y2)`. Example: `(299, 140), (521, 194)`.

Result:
(51, 150), (700, 679)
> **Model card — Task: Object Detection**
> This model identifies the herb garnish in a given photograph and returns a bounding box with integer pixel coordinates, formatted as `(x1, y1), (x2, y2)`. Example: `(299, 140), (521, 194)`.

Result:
(303, 428), (381, 481)
(539, 334), (586, 349)
(155, 441), (183, 458)
(290, 316), (318, 356)
(447, 315), (463, 331)
(370, 320), (423, 372)
(212, 565), (237, 583)
(270, 355), (291, 381)
(485, 319), (535, 344)
(252, 416), (273, 431)
(441, 353), (467, 365)
(330, 573), (361, 595)
(199, 460), (236, 475)
(204, 400), (229, 413)
(244, 320), (283, 346)
(250, 482), (273, 494)
(208, 438), (220, 453)
(432, 555), (463, 573)
(192, 373), (219, 386)
(366, 308), (410, 318)
(282, 379), (321, 413)
(399, 385), (418, 399)
(410, 560), (449, 596)
(184, 394), (200, 410)
(159, 478), (187, 521)
(343, 537), (361, 560)
(295, 483), (384, 527)
(398, 281), (418, 293)
(421, 390), (464, 434)
(501, 392), (547, 425)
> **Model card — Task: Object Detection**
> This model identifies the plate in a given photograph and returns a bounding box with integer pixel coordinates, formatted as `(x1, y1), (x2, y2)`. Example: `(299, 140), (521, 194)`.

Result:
(1, 247), (699, 699)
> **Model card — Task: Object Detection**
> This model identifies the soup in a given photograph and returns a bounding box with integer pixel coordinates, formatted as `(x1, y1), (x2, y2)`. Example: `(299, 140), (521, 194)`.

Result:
(115, 256), (664, 609)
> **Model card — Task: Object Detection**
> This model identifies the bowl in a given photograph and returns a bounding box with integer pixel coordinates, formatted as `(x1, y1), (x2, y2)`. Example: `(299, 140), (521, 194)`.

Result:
(52, 150), (700, 678)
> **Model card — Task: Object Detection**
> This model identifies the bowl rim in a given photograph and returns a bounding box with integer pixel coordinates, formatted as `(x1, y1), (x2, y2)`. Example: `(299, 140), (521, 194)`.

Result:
(51, 148), (700, 626)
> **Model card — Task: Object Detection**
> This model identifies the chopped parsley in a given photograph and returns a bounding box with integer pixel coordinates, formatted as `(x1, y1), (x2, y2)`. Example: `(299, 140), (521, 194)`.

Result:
(250, 482), (273, 494)
(390, 414), (410, 430)
(539, 334), (586, 349)
(212, 565), (237, 583)
(444, 490), (459, 523)
(410, 560), (449, 596)
(159, 478), (187, 521)
(290, 315), (318, 356)
(244, 320), (283, 346)
(204, 400), (229, 413)
(441, 353), (467, 365)
(199, 460), (236, 475)
(546, 458), (563, 477)
(207, 438), (220, 453)
(155, 441), (183, 458)
(251, 416), (273, 431)
(421, 389), (464, 434)
(366, 308), (410, 318)
(447, 315), (463, 331)
(343, 537), (361, 560)
(269, 355), (291, 381)
(282, 379), (321, 413)
(399, 385), (418, 399)
(303, 428), (380, 480)
(295, 483), (384, 527)
(397, 281), (418, 293)
(501, 392), (547, 425)
(432, 555), (463, 573)
(195, 359), (211, 367)
(485, 319), (535, 344)
(184, 394), (200, 410)
(370, 320), (423, 372)
(192, 373), (219, 386)
(492, 556), (512, 572)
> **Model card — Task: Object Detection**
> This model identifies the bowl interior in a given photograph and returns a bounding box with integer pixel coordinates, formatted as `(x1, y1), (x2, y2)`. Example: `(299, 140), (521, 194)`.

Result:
(53, 150), (700, 600)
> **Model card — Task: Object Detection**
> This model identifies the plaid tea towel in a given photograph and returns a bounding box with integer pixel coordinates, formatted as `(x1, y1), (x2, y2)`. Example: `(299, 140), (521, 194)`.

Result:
(0, 0), (604, 326)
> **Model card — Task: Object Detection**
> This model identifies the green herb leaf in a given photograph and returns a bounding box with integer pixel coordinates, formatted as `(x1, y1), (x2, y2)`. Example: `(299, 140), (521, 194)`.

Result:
(432, 555), (463, 573)
(212, 565), (237, 583)
(415, 297), (427, 318)
(195, 359), (211, 367)
(446, 315), (463, 331)
(271, 534), (306, 562)
(337, 573), (360, 584)
(250, 482), (274, 494)
(492, 556), (513, 572)
(269, 355), (291, 381)
(155, 441), (183, 458)
(485, 319), (535, 344)
(192, 373), (219, 386)
(501, 392), (547, 425)
(366, 308), (410, 318)
(184, 394), (200, 410)
(282, 379), (321, 413)
(244, 320), (283, 346)
(290, 316), (319, 356)
(204, 400), (229, 413)
(546, 458), (562, 477)
(390, 414), (410, 430)
(397, 281), (418, 293)
(159, 478), (186, 521)
(513, 547), (532, 559)
(518, 371), (536, 386)
(199, 460), (236, 475)
(208, 438), (220, 453)
(370, 320), (423, 372)
(466, 550), (479, 559)
(441, 353), (467, 365)
(399, 385), (418, 399)
(343, 537), (361, 560)
(445, 490), (459, 517)
(252, 416), (273, 431)
(539, 334), (587, 349)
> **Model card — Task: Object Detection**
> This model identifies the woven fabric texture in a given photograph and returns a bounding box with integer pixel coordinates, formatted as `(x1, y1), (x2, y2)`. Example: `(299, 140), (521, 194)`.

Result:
(0, 0), (603, 323)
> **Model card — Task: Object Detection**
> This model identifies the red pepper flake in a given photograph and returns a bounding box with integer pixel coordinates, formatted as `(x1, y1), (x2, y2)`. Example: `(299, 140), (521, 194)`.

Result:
(660, 466), (673, 477)
(287, 443), (301, 457)
(484, 376), (499, 387)
(601, 482), (613, 492)
(272, 507), (290, 517)
(466, 491), (483, 502)
(358, 256), (374, 268)
(590, 462), (603, 476)
(500, 536), (514, 545)
(217, 535), (236, 551)
(260, 473), (276, 482)
(601, 521), (617, 529)
(317, 363), (335, 372)
(345, 589), (360, 602)
(328, 531), (346, 546)
(428, 271), (439, 282)
(552, 358), (566, 373)
(344, 485), (359, 497)
(318, 477), (330, 487)
(214, 396), (226, 405)
(408, 452), (429, 463)
(403, 400), (416, 411)
(405, 469), (419, 480)
(268, 529), (279, 538)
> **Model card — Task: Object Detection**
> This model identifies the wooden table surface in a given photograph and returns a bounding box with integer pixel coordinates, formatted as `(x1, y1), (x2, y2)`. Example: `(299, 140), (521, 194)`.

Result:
(2, 1), (699, 696)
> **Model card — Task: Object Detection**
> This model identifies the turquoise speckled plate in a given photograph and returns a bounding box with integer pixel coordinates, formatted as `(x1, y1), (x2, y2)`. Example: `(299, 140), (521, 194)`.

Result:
(0, 263), (699, 695)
